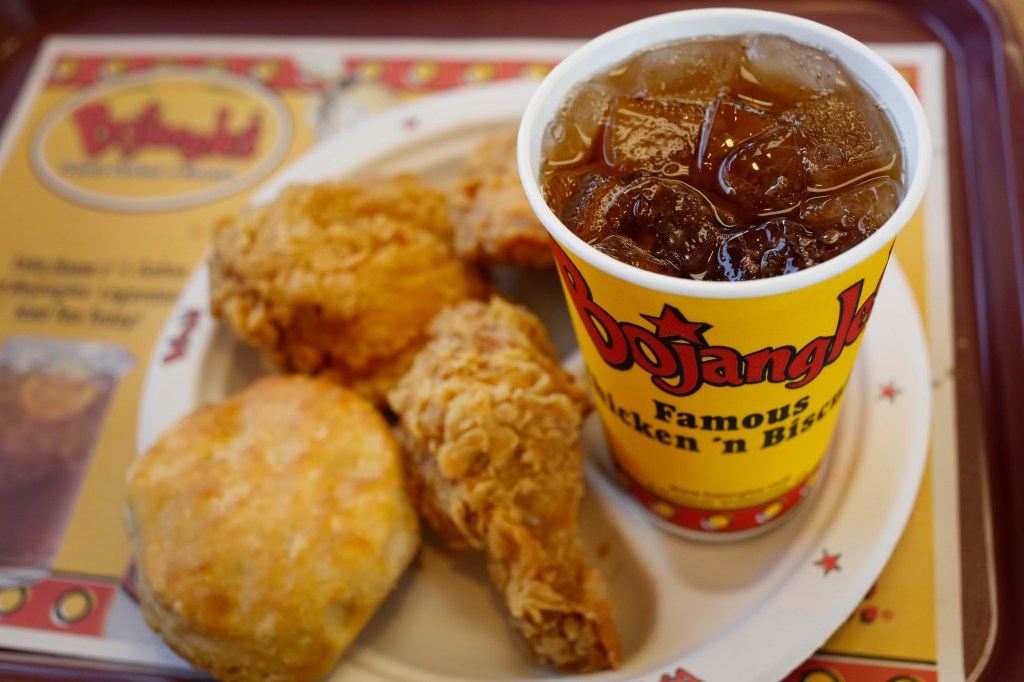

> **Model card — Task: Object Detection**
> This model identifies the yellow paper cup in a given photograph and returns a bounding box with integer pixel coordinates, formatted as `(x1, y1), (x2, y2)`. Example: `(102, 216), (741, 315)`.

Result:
(517, 9), (931, 540)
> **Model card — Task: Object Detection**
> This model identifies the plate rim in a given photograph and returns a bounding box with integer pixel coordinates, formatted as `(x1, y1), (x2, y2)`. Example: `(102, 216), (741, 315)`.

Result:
(137, 80), (932, 682)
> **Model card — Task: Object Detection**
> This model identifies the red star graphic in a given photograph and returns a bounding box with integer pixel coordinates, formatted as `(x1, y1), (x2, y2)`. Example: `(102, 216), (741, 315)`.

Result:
(641, 305), (710, 346)
(879, 382), (902, 401)
(403, 116), (419, 131)
(815, 549), (841, 575)
(659, 668), (704, 682)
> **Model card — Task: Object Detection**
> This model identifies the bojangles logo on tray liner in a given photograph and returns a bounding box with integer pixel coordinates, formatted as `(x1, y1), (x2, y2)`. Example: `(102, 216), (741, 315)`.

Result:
(31, 68), (292, 213)
(552, 244), (879, 397)
(72, 101), (261, 161)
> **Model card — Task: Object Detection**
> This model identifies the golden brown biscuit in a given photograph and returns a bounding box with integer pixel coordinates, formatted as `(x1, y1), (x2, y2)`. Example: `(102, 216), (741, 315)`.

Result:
(449, 127), (554, 267)
(126, 375), (419, 682)
(209, 174), (489, 406)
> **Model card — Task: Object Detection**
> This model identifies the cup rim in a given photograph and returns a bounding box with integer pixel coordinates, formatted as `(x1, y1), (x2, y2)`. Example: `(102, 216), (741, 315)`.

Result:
(517, 8), (932, 299)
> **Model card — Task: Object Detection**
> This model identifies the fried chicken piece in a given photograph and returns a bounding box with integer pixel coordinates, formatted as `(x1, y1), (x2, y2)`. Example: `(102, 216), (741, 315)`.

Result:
(209, 174), (489, 406)
(387, 297), (619, 672)
(450, 127), (554, 268)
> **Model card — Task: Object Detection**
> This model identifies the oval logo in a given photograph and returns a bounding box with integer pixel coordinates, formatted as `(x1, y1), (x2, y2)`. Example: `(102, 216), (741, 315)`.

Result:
(31, 68), (292, 212)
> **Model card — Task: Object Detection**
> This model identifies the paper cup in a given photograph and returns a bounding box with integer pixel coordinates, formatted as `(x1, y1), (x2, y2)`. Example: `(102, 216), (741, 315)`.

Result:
(518, 9), (931, 540)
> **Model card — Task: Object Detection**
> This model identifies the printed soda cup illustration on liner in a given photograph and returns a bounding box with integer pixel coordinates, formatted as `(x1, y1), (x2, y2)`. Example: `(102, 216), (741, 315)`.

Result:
(0, 336), (134, 585)
(518, 9), (931, 539)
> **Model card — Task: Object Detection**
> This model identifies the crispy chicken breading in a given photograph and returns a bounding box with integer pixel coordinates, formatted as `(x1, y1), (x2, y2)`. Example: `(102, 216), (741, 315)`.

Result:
(450, 127), (555, 268)
(209, 174), (489, 406)
(387, 297), (619, 673)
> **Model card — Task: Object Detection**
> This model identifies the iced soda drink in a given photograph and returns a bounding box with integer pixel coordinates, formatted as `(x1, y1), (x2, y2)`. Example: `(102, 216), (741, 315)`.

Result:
(0, 337), (133, 586)
(541, 34), (903, 281)
(518, 9), (931, 539)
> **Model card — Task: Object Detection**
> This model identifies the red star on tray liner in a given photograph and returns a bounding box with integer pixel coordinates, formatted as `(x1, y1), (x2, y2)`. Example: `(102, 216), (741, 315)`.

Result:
(642, 304), (710, 345)
(815, 549), (842, 575)
(878, 381), (902, 401)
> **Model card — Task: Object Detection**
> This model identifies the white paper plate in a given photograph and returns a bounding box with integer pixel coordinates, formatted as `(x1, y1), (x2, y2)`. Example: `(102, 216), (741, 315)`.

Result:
(138, 80), (931, 682)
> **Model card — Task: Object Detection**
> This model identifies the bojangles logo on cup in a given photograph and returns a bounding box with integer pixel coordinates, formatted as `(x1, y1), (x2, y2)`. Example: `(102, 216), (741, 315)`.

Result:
(31, 68), (292, 213)
(552, 245), (878, 397)
(550, 240), (892, 535)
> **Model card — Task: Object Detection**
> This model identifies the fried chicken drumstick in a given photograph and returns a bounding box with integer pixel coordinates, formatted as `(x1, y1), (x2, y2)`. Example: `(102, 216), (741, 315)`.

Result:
(387, 297), (619, 673)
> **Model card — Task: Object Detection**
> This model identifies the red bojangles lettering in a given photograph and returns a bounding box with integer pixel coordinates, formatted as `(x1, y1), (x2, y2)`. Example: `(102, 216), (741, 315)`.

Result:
(73, 101), (261, 160)
(553, 243), (879, 396)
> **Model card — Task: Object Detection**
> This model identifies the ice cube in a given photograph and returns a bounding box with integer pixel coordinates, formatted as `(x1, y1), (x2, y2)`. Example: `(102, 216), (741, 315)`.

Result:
(789, 94), (900, 191)
(598, 177), (722, 277)
(741, 34), (840, 100)
(697, 98), (777, 182)
(601, 96), (705, 177)
(717, 125), (806, 215)
(783, 218), (856, 265)
(593, 234), (677, 275)
(712, 219), (814, 281)
(544, 166), (589, 215)
(799, 177), (901, 237)
(542, 81), (615, 168)
(614, 37), (742, 100)
(550, 169), (624, 242)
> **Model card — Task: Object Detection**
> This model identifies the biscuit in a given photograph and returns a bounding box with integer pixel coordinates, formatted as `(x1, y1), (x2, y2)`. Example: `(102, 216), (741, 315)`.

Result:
(126, 375), (419, 682)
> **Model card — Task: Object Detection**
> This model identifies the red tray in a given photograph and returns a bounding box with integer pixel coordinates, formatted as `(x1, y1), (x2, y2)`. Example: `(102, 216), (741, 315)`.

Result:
(1, 1), (1021, 680)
